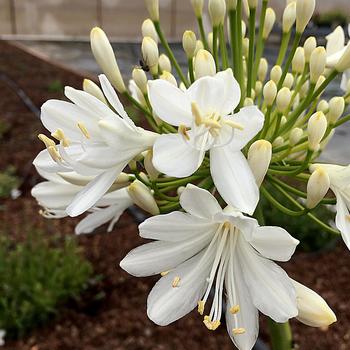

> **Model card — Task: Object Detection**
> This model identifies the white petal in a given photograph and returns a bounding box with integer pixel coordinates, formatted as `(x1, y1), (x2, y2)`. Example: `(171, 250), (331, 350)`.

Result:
(227, 106), (265, 151)
(248, 226), (299, 262)
(180, 184), (222, 218)
(210, 149), (259, 215)
(139, 211), (217, 241)
(238, 237), (298, 322)
(146, 250), (213, 326)
(152, 134), (204, 177)
(335, 191), (350, 250)
(66, 167), (121, 217)
(148, 80), (192, 126)
(33, 149), (71, 175)
(326, 26), (345, 56)
(340, 69), (350, 92)
(120, 231), (212, 277)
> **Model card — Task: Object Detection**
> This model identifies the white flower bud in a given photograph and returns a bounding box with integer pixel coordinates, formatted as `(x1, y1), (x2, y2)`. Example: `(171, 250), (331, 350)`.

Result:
(309, 47), (326, 84)
(144, 150), (160, 180)
(307, 111), (327, 151)
(248, 140), (272, 186)
(335, 44), (350, 72)
(258, 58), (268, 82)
(273, 136), (284, 147)
(327, 97), (345, 124)
(303, 36), (317, 63)
(141, 19), (158, 43)
(270, 65), (282, 84)
(296, 0), (315, 33)
(255, 80), (262, 95)
(293, 280), (337, 327)
(226, 0), (237, 10)
(283, 1), (296, 33)
(145, 0), (159, 21)
(292, 47), (305, 73)
(208, 32), (214, 53)
(194, 40), (204, 56)
(127, 180), (159, 215)
(300, 79), (309, 98)
(317, 100), (329, 113)
(90, 27), (126, 93)
(283, 73), (294, 89)
(247, 0), (257, 8)
(263, 8), (276, 40)
(194, 49), (216, 79)
(191, 0), (204, 17)
(83, 79), (107, 104)
(158, 54), (171, 73)
(276, 87), (292, 112)
(182, 30), (197, 58)
(241, 20), (247, 38)
(209, 0), (226, 26)
(132, 68), (148, 94)
(289, 127), (303, 146)
(315, 75), (326, 95)
(242, 38), (250, 58)
(142, 36), (159, 74)
(306, 167), (330, 209)
(281, 116), (287, 126)
(160, 71), (177, 86)
(244, 97), (254, 106)
(263, 80), (277, 106)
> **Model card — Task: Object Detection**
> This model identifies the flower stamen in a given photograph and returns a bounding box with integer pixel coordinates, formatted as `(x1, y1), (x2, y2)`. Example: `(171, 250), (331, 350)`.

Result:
(172, 276), (180, 287)
(191, 102), (203, 126)
(222, 119), (244, 130)
(178, 124), (190, 140)
(232, 327), (246, 335)
(38, 134), (56, 148)
(51, 129), (71, 147)
(77, 122), (91, 139)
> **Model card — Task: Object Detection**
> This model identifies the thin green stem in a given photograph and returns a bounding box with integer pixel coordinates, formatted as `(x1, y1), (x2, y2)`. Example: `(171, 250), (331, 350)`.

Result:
(188, 58), (195, 84)
(212, 26), (219, 70)
(334, 113), (350, 127)
(236, 0), (244, 105)
(275, 31), (291, 66)
(229, 9), (238, 76)
(197, 16), (209, 50)
(246, 7), (256, 97)
(219, 25), (229, 69)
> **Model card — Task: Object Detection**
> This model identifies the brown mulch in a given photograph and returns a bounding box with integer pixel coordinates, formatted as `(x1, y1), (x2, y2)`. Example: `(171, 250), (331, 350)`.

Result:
(0, 40), (350, 350)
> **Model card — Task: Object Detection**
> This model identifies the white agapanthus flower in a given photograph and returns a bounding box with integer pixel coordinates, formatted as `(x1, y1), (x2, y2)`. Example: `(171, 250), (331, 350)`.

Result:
(37, 74), (157, 217)
(121, 184), (301, 350)
(311, 163), (350, 249)
(148, 69), (264, 214)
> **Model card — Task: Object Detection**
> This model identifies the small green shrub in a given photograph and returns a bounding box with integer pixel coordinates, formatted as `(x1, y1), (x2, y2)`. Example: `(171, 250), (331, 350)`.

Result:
(47, 79), (63, 93)
(0, 231), (93, 338)
(0, 166), (20, 198)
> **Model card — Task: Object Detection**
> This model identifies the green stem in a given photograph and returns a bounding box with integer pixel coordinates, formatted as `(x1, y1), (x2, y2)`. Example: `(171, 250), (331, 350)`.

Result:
(229, 9), (239, 76)
(188, 58), (195, 83)
(212, 26), (219, 69)
(197, 16), (209, 50)
(275, 31), (291, 66)
(260, 105), (273, 139)
(236, 0), (245, 106)
(246, 7), (256, 98)
(268, 320), (293, 350)
(334, 113), (350, 127)
(219, 25), (229, 69)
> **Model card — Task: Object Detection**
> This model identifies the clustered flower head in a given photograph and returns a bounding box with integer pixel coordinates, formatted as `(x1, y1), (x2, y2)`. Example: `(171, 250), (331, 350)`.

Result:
(32, 0), (350, 348)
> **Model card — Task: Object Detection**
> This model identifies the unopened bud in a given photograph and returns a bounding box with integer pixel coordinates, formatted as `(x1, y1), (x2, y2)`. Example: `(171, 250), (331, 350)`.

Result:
(194, 40), (204, 55)
(183, 30), (197, 58)
(144, 150), (159, 180)
(145, 0), (159, 21)
(310, 47), (326, 83)
(276, 87), (292, 112)
(83, 79), (107, 104)
(191, 0), (204, 17)
(132, 68), (148, 94)
(315, 75), (326, 96)
(242, 38), (250, 57)
(283, 1), (296, 33)
(317, 100), (329, 113)
(273, 136), (284, 147)
(263, 8), (276, 39)
(90, 27), (126, 92)
(255, 80), (262, 95)
(142, 36), (159, 74)
(209, 0), (226, 26)
(300, 79), (309, 98)
(248, 140), (272, 186)
(263, 80), (277, 106)
(258, 58), (268, 82)
(241, 20), (247, 38)
(160, 71), (177, 86)
(226, 0), (237, 10)
(141, 19), (158, 43)
(303, 36), (317, 63)
(270, 65), (282, 84)
(292, 47), (305, 73)
(296, 0), (315, 33)
(247, 0), (257, 9)
(208, 32), (215, 53)
(283, 73), (294, 89)
(335, 44), (350, 72)
(307, 111), (327, 151)
(306, 167), (330, 208)
(244, 97), (254, 106)
(158, 54), (171, 73)
(194, 49), (216, 79)
(128, 180), (159, 215)
(293, 279), (337, 327)
(289, 127), (303, 146)
(327, 97), (345, 124)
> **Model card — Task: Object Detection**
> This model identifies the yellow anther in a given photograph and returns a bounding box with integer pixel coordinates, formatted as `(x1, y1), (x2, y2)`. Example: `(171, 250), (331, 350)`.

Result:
(224, 221), (231, 230)
(191, 102), (203, 126)
(161, 270), (170, 276)
(47, 145), (62, 162)
(77, 122), (91, 139)
(198, 300), (205, 315)
(51, 129), (70, 147)
(38, 134), (56, 148)
(202, 119), (221, 128)
(230, 305), (240, 314)
(178, 124), (190, 140)
(223, 119), (244, 130)
(233, 328), (246, 335)
(203, 316), (221, 331)
(172, 276), (180, 287)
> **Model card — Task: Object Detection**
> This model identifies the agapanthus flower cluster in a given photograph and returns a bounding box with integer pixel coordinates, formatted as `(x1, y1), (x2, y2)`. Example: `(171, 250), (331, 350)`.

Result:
(32, 0), (350, 348)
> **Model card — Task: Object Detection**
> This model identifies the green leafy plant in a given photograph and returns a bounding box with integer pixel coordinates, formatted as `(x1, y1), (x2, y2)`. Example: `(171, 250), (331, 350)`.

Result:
(0, 231), (93, 338)
(0, 166), (20, 198)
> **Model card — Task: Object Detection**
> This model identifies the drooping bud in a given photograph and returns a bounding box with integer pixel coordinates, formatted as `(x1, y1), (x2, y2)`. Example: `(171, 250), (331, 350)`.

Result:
(293, 280), (337, 327)
(132, 68), (148, 94)
(270, 65), (282, 84)
(141, 19), (158, 43)
(90, 27), (126, 92)
(335, 44), (350, 72)
(327, 97), (345, 124)
(317, 100), (329, 113)
(145, 0), (159, 21)
(191, 0), (204, 17)
(292, 47), (305, 74)
(307, 111), (328, 151)
(248, 140), (272, 186)
(283, 1), (296, 33)
(289, 127), (303, 146)
(303, 36), (317, 63)
(283, 73), (294, 89)
(142, 36), (159, 74)
(158, 54), (172, 73)
(309, 47), (326, 84)
(306, 167), (330, 209)
(83, 79), (107, 104)
(194, 49), (216, 79)
(296, 0), (315, 33)
(160, 71), (177, 86)
(209, 0), (226, 26)
(263, 8), (276, 40)
(263, 80), (277, 106)
(226, 0), (237, 10)
(127, 180), (159, 215)
(276, 87), (292, 113)
(258, 58), (268, 82)
(182, 30), (197, 58)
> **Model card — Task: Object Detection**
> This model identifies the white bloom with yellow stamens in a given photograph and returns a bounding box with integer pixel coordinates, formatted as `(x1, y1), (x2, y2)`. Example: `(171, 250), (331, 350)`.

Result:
(148, 69), (264, 215)
(121, 184), (300, 350)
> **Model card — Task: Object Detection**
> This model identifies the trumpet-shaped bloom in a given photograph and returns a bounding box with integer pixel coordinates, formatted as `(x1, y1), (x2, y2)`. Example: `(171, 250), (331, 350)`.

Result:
(121, 185), (300, 350)
(311, 163), (350, 249)
(148, 69), (264, 214)
(36, 74), (157, 217)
